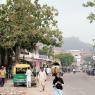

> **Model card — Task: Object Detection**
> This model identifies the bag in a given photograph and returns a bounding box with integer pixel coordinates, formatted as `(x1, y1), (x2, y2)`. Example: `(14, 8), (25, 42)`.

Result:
(56, 83), (63, 90)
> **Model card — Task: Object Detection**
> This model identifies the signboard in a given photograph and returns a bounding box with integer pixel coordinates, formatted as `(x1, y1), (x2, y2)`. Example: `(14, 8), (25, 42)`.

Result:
(75, 55), (81, 62)
(75, 55), (81, 66)
(93, 56), (95, 60)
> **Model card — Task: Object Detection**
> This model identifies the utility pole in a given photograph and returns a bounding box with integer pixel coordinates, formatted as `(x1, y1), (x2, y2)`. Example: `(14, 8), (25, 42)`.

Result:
(92, 39), (95, 67)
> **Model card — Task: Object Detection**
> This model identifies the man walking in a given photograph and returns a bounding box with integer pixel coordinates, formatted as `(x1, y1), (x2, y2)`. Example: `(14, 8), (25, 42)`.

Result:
(26, 67), (32, 88)
(38, 67), (47, 91)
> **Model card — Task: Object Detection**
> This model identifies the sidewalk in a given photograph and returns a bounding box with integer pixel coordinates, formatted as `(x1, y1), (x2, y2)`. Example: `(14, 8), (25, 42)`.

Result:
(0, 80), (26, 95)
(26, 77), (54, 95)
(0, 77), (54, 95)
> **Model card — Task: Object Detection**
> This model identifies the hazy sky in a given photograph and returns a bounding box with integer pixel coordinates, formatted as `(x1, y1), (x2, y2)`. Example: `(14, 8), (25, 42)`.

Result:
(0, 0), (95, 44)
(39, 0), (95, 44)
(0, 0), (6, 4)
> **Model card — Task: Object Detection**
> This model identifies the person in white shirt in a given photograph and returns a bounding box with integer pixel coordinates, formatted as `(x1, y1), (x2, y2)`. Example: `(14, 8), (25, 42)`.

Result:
(73, 68), (76, 74)
(38, 67), (47, 91)
(46, 67), (51, 76)
(26, 67), (32, 88)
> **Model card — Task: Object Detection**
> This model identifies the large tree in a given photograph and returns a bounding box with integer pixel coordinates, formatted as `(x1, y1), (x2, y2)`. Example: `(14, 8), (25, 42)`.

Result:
(0, 0), (63, 64)
(83, 0), (95, 23)
(55, 53), (74, 66)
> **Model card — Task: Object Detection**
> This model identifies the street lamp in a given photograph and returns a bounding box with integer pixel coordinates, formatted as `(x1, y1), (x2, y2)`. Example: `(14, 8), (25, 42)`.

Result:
(92, 39), (95, 56)
(92, 39), (95, 66)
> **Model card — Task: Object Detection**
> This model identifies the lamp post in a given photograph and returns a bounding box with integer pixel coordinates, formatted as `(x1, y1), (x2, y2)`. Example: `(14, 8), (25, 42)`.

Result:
(92, 39), (95, 67)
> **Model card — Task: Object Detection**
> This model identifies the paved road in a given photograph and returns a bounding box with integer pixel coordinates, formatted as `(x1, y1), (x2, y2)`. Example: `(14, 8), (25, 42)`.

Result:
(0, 72), (95, 95)
(63, 72), (95, 95)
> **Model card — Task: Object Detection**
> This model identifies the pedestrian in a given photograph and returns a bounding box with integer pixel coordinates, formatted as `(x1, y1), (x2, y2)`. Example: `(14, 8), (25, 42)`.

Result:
(53, 73), (64, 95)
(0, 67), (3, 87)
(38, 67), (47, 91)
(32, 67), (36, 77)
(36, 67), (39, 77)
(73, 68), (76, 74)
(35, 67), (40, 84)
(45, 66), (48, 75)
(1, 66), (6, 86)
(46, 66), (51, 76)
(26, 67), (32, 88)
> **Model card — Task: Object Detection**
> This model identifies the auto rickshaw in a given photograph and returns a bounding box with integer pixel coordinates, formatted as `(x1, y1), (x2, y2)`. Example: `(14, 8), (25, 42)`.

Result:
(13, 63), (31, 86)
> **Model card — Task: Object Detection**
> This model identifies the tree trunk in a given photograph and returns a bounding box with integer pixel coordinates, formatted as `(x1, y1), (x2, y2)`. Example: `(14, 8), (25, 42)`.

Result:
(6, 48), (13, 79)
(1, 48), (5, 66)
(4, 48), (8, 66)
(15, 45), (21, 63)
(0, 48), (1, 66)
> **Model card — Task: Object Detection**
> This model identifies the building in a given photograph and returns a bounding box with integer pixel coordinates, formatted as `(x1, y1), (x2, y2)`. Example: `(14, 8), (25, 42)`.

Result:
(20, 49), (53, 68)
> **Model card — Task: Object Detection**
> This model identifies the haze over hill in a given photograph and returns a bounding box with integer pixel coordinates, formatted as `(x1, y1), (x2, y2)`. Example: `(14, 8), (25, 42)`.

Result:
(61, 37), (92, 51)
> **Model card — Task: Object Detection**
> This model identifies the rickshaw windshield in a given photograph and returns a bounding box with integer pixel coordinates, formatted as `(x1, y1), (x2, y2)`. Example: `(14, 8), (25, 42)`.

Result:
(16, 68), (27, 74)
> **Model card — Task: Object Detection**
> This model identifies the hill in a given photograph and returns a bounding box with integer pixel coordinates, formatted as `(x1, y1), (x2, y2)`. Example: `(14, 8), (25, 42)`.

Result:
(61, 37), (92, 51)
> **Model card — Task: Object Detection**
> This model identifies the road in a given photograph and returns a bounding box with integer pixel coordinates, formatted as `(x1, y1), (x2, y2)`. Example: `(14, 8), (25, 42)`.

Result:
(64, 72), (95, 95)
(0, 72), (95, 95)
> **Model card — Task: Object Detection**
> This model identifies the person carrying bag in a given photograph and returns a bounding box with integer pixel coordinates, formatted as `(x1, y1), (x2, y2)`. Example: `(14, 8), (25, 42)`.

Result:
(53, 73), (64, 95)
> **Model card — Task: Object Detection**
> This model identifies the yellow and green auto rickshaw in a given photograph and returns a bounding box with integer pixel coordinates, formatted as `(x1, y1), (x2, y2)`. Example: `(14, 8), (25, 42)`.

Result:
(13, 63), (31, 86)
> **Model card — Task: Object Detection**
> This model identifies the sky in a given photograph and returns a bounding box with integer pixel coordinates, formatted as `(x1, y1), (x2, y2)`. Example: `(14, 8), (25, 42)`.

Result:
(0, 0), (95, 44)
(39, 0), (95, 44)
(0, 0), (6, 4)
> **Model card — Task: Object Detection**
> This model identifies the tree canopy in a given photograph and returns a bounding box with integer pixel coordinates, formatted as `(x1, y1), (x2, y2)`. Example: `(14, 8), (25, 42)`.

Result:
(83, 0), (95, 23)
(39, 45), (54, 57)
(55, 53), (74, 66)
(0, 0), (63, 50)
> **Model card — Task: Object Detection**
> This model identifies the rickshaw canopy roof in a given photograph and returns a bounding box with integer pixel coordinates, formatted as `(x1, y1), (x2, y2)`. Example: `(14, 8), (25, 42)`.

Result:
(14, 63), (30, 68)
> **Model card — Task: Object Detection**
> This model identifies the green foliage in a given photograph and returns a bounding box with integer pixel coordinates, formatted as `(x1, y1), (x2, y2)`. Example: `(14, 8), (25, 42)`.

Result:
(83, 1), (95, 7)
(39, 45), (54, 57)
(83, 0), (95, 23)
(55, 53), (74, 66)
(0, 0), (63, 50)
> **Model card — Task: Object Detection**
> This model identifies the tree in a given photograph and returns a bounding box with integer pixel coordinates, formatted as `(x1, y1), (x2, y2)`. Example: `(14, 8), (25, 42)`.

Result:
(83, 0), (95, 23)
(55, 53), (74, 66)
(39, 45), (54, 58)
(0, 0), (63, 64)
